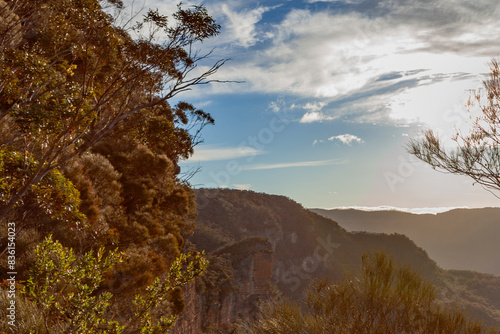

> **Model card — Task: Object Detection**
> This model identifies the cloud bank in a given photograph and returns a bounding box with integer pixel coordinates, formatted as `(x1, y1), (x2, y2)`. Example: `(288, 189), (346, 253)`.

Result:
(325, 205), (470, 215)
(202, 0), (500, 128)
(135, 0), (500, 133)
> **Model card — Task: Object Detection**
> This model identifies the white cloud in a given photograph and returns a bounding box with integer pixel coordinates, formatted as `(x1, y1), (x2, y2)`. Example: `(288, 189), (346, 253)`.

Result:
(188, 145), (265, 162)
(136, 0), (500, 132)
(195, 100), (213, 108)
(303, 102), (327, 112)
(388, 75), (484, 138)
(241, 159), (348, 170)
(329, 134), (364, 145)
(296, 101), (339, 123)
(267, 96), (287, 113)
(300, 111), (338, 123)
(220, 4), (269, 47)
(199, 0), (500, 129)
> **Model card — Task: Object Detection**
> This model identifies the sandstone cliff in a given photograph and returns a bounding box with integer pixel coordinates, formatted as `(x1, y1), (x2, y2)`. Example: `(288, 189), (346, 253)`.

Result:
(172, 237), (273, 333)
(0, 0), (21, 47)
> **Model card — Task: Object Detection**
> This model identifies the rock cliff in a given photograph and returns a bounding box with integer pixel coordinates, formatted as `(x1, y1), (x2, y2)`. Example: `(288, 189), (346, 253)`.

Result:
(171, 237), (273, 333)
(0, 0), (21, 47)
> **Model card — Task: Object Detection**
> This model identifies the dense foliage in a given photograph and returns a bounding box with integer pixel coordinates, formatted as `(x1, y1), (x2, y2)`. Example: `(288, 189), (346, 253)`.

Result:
(0, 0), (222, 221)
(0, 0), (222, 331)
(0, 236), (207, 333)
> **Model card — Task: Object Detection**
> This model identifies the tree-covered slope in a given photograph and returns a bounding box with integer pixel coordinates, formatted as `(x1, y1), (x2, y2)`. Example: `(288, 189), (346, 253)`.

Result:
(191, 188), (500, 328)
(312, 207), (500, 275)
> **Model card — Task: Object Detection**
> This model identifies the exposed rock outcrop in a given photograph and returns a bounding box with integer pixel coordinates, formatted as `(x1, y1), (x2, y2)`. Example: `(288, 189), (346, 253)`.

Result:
(0, 0), (21, 48)
(172, 238), (273, 334)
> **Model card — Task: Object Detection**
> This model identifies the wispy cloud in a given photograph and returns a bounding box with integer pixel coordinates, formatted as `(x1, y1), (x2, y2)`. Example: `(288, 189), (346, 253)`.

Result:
(220, 4), (271, 47)
(302, 102), (328, 113)
(329, 134), (364, 145)
(194, 100), (213, 108)
(294, 101), (338, 123)
(241, 159), (348, 170)
(267, 97), (287, 113)
(188, 145), (265, 162)
(300, 111), (338, 123)
(194, 0), (500, 129)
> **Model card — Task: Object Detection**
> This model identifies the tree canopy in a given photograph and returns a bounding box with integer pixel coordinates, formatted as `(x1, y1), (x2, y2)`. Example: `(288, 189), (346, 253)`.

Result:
(0, 0), (223, 221)
(0, 0), (223, 330)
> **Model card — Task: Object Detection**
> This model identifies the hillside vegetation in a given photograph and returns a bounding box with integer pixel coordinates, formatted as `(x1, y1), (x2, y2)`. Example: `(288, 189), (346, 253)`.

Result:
(191, 188), (500, 329)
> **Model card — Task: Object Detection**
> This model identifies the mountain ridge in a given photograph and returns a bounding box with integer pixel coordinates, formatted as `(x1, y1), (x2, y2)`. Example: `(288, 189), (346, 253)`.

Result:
(311, 207), (500, 275)
(311, 206), (490, 215)
(184, 188), (500, 330)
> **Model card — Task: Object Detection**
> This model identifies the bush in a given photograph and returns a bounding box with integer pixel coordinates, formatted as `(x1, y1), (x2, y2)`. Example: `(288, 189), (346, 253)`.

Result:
(242, 252), (498, 334)
(4, 236), (207, 333)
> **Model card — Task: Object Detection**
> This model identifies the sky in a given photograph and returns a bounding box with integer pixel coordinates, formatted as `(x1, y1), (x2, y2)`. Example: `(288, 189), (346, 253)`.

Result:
(128, 0), (500, 211)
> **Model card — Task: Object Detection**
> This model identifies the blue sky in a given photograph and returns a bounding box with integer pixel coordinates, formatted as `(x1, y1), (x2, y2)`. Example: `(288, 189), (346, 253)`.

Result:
(132, 0), (500, 210)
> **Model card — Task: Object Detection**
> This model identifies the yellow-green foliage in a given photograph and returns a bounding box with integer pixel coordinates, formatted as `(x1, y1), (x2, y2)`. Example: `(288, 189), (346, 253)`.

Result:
(22, 235), (123, 333)
(0, 146), (85, 224)
(0, 0), (220, 331)
(1, 236), (208, 333)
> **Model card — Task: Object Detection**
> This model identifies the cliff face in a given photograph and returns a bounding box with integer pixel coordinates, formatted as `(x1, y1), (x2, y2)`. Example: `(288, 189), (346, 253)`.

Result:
(171, 281), (204, 334)
(0, 0), (21, 47)
(172, 238), (274, 333)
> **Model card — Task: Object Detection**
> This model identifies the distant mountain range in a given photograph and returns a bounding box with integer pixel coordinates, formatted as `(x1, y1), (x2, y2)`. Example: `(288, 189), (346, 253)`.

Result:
(311, 207), (500, 276)
(187, 189), (500, 329)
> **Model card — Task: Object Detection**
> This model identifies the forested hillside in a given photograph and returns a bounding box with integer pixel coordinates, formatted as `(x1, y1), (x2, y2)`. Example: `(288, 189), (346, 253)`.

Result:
(0, 0), (221, 332)
(312, 207), (500, 275)
(190, 188), (500, 330)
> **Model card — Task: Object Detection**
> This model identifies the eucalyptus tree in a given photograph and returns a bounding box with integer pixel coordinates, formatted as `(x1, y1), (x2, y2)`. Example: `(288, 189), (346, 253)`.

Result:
(0, 0), (225, 221)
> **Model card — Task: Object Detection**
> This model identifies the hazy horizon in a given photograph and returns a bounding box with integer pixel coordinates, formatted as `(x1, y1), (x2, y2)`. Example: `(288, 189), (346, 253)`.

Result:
(313, 205), (473, 215)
